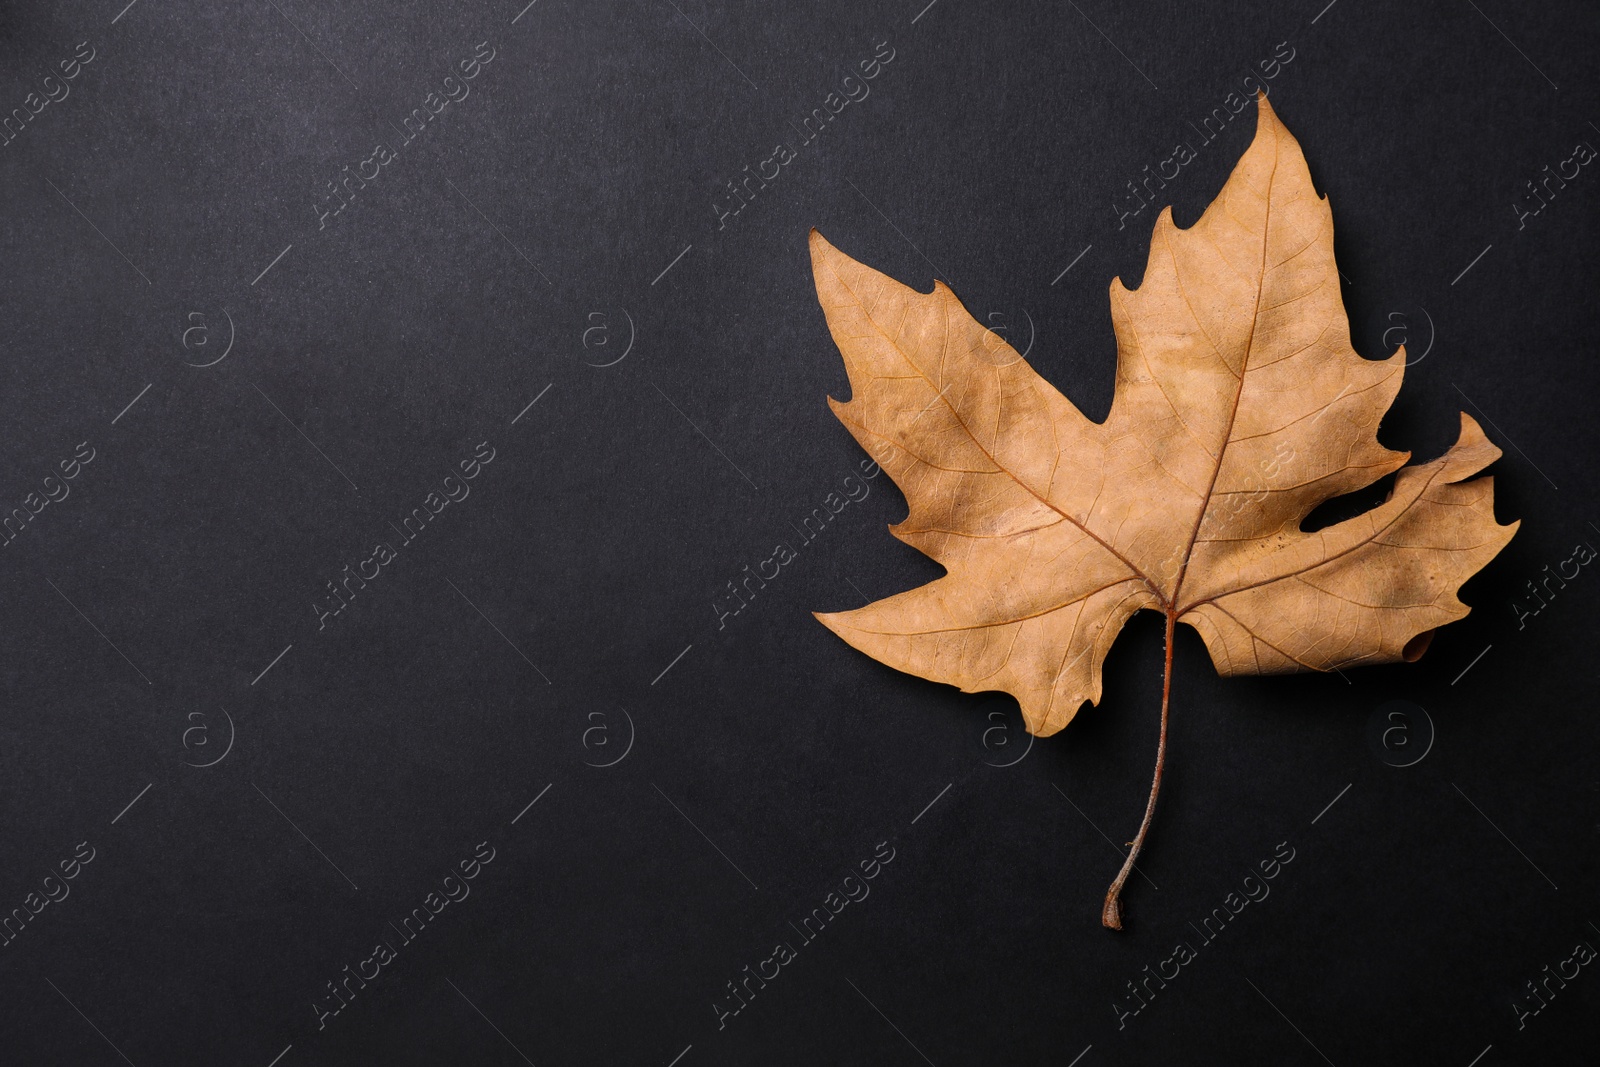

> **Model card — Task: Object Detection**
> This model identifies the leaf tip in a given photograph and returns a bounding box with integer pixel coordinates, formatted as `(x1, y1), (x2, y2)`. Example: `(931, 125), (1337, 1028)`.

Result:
(813, 610), (851, 644)
(808, 227), (836, 259)
(814, 608), (855, 634)
(1451, 411), (1504, 471)
(1247, 87), (1300, 170)
(1254, 87), (1283, 129)
(1455, 409), (1488, 443)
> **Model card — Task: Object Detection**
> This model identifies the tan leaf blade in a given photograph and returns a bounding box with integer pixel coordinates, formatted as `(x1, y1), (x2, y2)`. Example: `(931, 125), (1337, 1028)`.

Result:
(808, 93), (1517, 929)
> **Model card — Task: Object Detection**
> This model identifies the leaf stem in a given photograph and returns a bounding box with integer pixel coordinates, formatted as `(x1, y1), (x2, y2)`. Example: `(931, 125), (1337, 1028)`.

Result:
(1102, 608), (1175, 930)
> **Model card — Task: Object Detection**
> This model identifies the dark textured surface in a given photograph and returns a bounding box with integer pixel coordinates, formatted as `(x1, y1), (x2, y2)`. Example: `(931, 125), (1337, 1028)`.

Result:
(1, 2), (1596, 1064)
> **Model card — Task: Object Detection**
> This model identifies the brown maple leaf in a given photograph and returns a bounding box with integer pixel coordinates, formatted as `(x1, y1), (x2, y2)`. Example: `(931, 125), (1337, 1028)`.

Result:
(808, 94), (1517, 929)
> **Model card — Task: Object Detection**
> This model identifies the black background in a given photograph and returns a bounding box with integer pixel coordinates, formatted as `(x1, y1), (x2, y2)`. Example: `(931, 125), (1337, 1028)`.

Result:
(1, 1), (1596, 1064)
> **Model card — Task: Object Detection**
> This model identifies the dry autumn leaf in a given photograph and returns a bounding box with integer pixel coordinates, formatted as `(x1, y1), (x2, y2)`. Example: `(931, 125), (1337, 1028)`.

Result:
(809, 94), (1517, 929)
